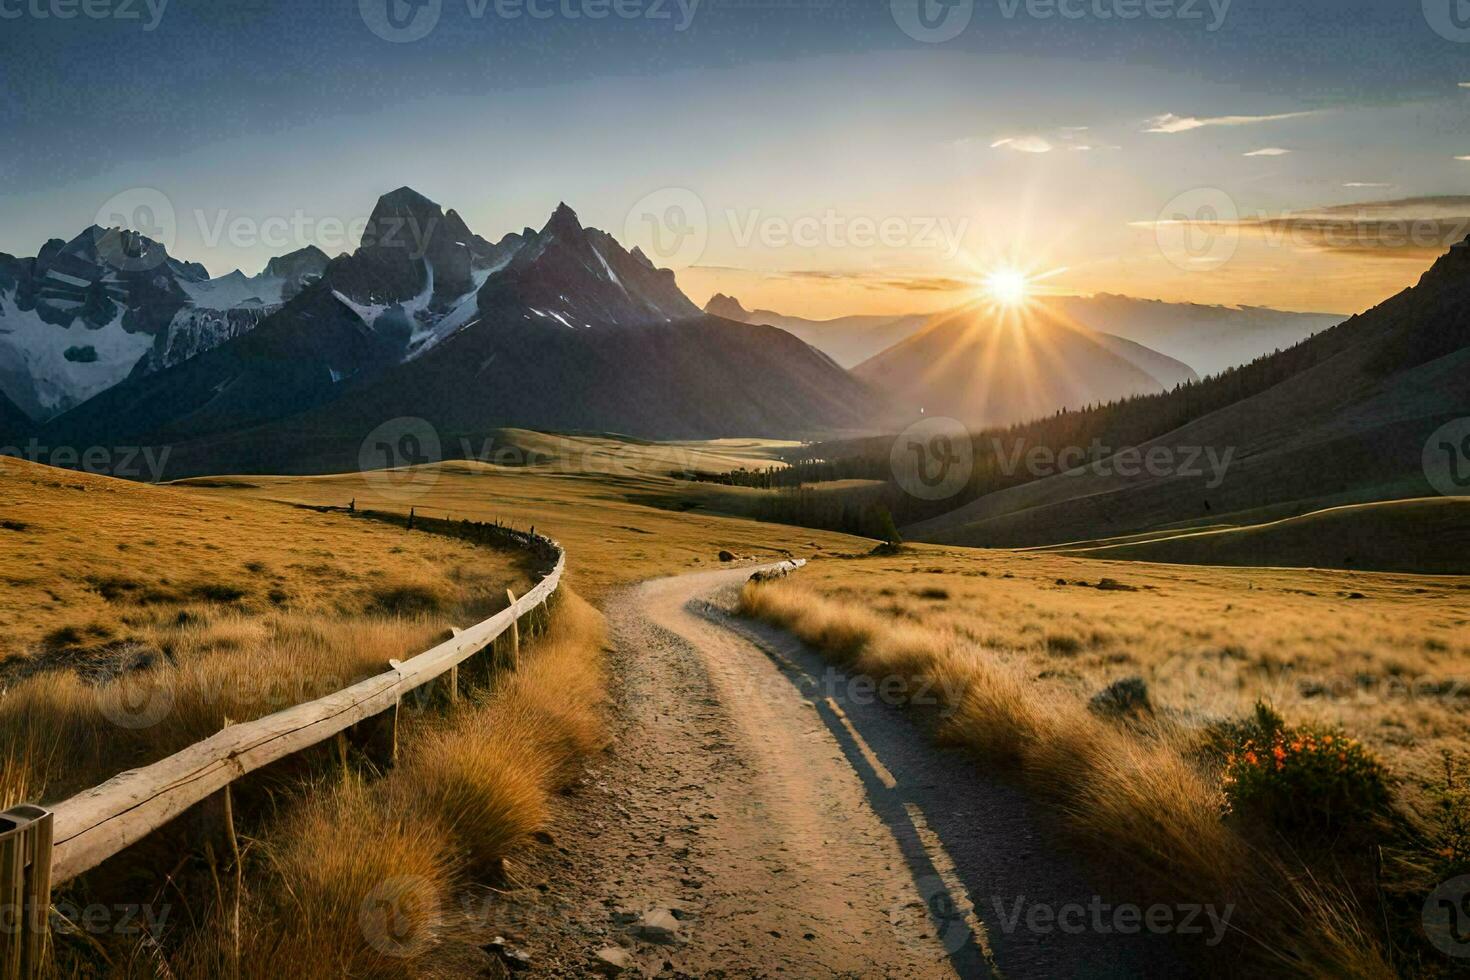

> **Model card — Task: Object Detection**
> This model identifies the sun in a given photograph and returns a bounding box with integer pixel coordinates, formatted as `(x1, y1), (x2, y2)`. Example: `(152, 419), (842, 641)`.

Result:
(985, 266), (1030, 306)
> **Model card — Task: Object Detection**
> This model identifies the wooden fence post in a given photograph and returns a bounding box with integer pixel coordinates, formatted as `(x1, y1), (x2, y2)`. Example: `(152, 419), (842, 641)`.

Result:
(506, 589), (520, 671)
(447, 628), (462, 706)
(1, 804), (54, 980)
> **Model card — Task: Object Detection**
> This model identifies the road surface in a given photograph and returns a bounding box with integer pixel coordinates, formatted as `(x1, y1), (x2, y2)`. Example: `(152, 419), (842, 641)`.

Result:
(497, 565), (1189, 977)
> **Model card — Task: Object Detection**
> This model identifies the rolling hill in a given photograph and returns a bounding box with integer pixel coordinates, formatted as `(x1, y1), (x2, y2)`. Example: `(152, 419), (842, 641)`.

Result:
(1054, 497), (1470, 575)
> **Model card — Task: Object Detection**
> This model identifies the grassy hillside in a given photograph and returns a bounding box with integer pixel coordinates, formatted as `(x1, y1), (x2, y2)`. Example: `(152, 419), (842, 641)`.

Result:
(1061, 497), (1470, 574)
(0, 456), (534, 805)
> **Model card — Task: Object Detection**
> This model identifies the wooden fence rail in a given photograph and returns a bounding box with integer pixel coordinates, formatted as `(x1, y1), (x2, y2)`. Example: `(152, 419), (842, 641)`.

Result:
(0, 529), (564, 977)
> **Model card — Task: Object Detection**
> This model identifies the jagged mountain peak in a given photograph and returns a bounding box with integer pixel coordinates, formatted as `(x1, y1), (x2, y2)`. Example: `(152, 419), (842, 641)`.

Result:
(705, 293), (750, 320)
(540, 201), (583, 238)
(374, 185), (440, 213)
(262, 244), (330, 281)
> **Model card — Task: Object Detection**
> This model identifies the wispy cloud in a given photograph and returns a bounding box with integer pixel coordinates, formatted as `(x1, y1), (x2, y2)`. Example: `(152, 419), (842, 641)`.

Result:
(1135, 196), (1470, 261)
(990, 135), (1054, 153)
(1344, 182), (1391, 188)
(1243, 147), (1291, 156)
(776, 270), (972, 292)
(983, 127), (1109, 153)
(1460, 82), (1470, 89)
(1143, 110), (1315, 134)
(1457, 155), (1470, 162)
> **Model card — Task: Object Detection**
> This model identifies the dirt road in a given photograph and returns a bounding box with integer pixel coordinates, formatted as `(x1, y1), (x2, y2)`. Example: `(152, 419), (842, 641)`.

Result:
(500, 565), (1187, 978)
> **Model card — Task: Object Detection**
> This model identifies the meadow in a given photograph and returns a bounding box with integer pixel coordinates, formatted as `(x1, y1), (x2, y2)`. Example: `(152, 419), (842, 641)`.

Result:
(0, 455), (534, 806)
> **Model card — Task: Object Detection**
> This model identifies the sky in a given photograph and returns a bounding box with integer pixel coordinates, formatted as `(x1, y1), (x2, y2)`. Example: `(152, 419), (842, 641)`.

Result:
(1, 0), (1468, 316)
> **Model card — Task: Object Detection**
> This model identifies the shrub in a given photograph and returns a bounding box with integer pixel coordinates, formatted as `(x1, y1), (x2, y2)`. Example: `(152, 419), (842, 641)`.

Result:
(1220, 702), (1388, 831)
(1425, 751), (1470, 880)
(189, 581), (248, 603)
(1088, 676), (1153, 719)
(1044, 632), (1082, 655)
(369, 581), (446, 615)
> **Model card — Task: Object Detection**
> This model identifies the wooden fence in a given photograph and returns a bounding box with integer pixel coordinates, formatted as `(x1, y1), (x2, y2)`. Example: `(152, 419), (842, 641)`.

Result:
(0, 524), (564, 977)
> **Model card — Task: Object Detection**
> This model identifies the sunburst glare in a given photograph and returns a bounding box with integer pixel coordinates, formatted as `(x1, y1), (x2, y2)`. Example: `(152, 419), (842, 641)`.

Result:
(985, 267), (1031, 306)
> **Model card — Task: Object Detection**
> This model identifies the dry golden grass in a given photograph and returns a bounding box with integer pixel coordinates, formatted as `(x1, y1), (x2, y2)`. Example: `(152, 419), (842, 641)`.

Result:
(196, 433), (873, 601)
(170, 590), (607, 978)
(751, 547), (1469, 789)
(735, 545), (1470, 976)
(0, 457), (532, 807)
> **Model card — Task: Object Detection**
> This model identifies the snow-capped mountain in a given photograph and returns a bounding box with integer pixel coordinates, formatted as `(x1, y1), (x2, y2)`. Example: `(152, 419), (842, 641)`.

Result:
(135, 245), (332, 376)
(0, 231), (331, 418)
(0, 226), (205, 419)
(38, 188), (878, 476)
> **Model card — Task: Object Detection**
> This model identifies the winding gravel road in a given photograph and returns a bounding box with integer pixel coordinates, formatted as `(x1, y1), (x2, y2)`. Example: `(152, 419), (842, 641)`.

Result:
(501, 564), (1190, 978)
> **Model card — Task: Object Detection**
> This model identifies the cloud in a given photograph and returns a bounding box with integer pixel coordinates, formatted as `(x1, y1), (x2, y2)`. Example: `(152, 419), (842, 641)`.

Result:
(1343, 182), (1391, 188)
(1142, 110), (1315, 134)
(775, 270), (972, 292)
(1457, 156), (1470, 162)
(1151, 196), (1470, 261)
(990, 135), (1054, 153)
(1243, 147), (1291, 156)
(1460, 82), (1470, 89)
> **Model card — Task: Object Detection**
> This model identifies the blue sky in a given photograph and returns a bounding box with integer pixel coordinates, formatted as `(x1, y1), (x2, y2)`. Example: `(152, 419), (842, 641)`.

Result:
(2, 0), (1467, 314)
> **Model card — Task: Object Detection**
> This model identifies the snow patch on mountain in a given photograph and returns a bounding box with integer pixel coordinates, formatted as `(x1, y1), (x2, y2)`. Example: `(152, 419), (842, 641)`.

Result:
(181, 270), (285, 308)
(0, 293), (154, 416)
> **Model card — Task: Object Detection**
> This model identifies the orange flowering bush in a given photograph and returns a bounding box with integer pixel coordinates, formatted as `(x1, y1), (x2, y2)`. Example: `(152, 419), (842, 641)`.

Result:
(1220, 702), (1388, 830)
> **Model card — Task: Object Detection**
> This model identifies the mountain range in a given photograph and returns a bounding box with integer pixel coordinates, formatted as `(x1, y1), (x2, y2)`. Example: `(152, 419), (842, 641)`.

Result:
(26, 189), (875, 477)
(705, 292), (1340, 379)
(704, 295), (931, 370)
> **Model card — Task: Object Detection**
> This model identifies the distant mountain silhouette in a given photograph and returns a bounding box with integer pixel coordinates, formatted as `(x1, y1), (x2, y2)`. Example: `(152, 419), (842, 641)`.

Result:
(852, 300), (1198, 428)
